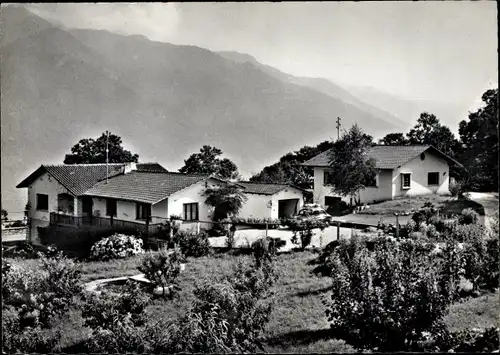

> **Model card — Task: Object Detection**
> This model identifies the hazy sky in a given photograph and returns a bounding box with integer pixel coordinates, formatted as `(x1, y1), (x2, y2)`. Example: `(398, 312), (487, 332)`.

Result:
(23, 2), (497, 109)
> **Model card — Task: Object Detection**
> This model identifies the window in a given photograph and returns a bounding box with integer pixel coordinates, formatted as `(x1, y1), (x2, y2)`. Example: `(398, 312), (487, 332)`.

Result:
(183, 203), (199, 221)
(36, 194), (49, 210)
(323, 170), (331, 186)
(428, 172), (440, 186)
(136, 203), (151, 220)
(366, 173), (378, 187)
(401, 173), (411, 189)
(106, 198), (117, 217)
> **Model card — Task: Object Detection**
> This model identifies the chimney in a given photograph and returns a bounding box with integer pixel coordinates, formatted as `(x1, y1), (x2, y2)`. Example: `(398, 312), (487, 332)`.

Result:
(124, 162), (137, 174)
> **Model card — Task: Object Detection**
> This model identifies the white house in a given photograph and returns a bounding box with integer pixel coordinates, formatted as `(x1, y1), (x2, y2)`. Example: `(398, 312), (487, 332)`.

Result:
(302, 145), (463, 209)
(17, 162), (304, 241)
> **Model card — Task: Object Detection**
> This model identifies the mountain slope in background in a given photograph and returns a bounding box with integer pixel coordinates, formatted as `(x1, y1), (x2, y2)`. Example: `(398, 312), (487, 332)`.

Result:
(343, 85), (469, 133)
(218, 50), (409, 131)
(2, 7), (403, 213)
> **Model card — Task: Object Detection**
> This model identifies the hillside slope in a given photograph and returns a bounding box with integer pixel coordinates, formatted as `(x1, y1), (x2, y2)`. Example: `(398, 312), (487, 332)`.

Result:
(1, 7), (402, 212)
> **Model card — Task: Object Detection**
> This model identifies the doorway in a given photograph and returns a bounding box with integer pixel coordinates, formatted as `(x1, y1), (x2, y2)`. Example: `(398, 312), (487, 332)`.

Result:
(278, 199), (299, 218)
(82, 196), (93, 224)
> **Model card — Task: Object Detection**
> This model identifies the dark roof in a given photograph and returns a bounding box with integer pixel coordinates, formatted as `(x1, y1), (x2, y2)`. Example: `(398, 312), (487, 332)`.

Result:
(302, 145), (463, 169)
(136, 163), (168, 172)
(238, 182), (304, 195)
(84, 171), (210, 204)
(16, 162), (169, 195)
(16, 164), (126, 195)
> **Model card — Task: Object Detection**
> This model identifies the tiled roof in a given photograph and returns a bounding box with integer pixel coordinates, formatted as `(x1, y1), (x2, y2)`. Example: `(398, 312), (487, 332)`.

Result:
(84, 171), (208, 204)
(16, 162), (168, 195)
(302, 145), (462, 169)
(17, 164), (126, 195)
(136, 163), (168, 172)
(238, 182), (302, 195)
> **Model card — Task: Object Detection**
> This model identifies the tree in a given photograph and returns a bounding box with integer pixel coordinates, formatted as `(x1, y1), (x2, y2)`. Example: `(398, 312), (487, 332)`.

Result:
(63, 132), (139, 164)
(1, 209), (8, 221)
(203, 184), (247, 221)
(326, 124), (378, 206)
(406, 113), (460, 158)
(378, 132), (408, 145)
(179, 145), (239, 180)
(250, 140), (334, 189)
(458, 88), (498, 191)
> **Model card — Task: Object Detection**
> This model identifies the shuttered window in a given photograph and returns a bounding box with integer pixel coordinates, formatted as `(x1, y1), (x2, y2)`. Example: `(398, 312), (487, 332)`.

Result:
(401, 173), (411, 189)
(136, 203), (151, 220)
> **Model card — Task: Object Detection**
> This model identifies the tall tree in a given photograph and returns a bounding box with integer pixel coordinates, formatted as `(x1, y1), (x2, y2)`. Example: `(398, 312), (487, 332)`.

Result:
(406, 112), (460, 157)
(458, 88), (498, 191)
(327, 124), (378, 206)
(64, 133), (139, 164)
(179, 145), (239, 180)
(378, 132), (408, 145)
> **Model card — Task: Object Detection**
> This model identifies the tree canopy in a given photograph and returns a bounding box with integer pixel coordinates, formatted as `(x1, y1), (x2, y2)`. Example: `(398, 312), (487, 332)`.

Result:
(458, 88), (498, 191)
(64, 132), (139, 164)
(250, 141), (334, 189)
(203, 184), (247, 221)
(327, 124), (378, 205)
(179, 145), (239, 180)
(378, 132), (408, 146)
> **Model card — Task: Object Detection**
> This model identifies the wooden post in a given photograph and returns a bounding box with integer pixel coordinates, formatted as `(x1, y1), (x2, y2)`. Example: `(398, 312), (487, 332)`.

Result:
(337, 221), (340, 240)
(265, 223), (268, 238)
(196, 221), (200, 234)
(395, 213), (399, 238)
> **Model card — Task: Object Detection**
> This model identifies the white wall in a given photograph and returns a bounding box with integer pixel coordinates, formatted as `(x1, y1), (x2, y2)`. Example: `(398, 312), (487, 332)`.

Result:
(392, 152), (450, 198)
(313, 167), (393, 206)
(27, 171), (74, 223)
(168, 178), (224, 221)
(239, 194), (273, 219)
(238, 187), (304, 219)
(92, 197), (145, 223)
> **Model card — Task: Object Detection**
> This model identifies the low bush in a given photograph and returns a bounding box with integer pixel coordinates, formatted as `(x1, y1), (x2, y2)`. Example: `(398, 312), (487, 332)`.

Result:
(449, 179), (467, 198)
(325, 234), (459, 352)
(432, 326), (500, 352)
(481, 235), (499, 291)
(153, 257), (279, 353)
(459, 208), (480, 225)
(138, 249), (185, 299)
(173, 230), (212, 257)
(82, 281), (151, 353)
(445, 223), (486, 243)
(89, 233), (144, 261)
(2, 255), (81, 353)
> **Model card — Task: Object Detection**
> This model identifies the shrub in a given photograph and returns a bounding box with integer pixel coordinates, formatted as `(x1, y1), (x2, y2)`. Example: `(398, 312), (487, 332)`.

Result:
(449, 179), (467, 198)
(173, 230), (212, 257)
(428, 215), (447, 233)
(138, 249), (185, 299)
(446, 223), (486, 243)
(480, 235), (499, 291)
(433, 327), (500, 352)
(82, 281), (151, 353)
(89, 233), (143, 261)
(436, 239), (465, 303)
(325, 235), (454, 352)
(460, 208), (480, 225)
(154, 258), (278, 353)
(2, 255), (81, 353)
(288, 219), (328, 250)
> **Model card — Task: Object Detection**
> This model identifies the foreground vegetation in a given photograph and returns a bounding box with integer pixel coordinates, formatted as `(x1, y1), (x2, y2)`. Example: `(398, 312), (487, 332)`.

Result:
(3, 200), (499, 353)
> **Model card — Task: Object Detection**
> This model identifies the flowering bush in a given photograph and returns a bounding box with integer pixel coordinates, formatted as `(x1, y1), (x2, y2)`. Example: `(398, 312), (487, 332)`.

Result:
(89, 234), (143, 261)
(173, 230), (212, 257)
(432, 326), (500, 352)
(445, 223), (486, 243)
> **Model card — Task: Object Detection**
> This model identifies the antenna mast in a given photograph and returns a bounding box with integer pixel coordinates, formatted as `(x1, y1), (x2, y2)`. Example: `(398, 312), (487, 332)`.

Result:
(336, 117), (342, 141)
(106, 130), (109, 184)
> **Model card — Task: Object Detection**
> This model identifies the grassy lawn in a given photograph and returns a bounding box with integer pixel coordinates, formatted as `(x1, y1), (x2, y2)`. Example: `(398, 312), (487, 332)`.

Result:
(5, 250), (499, 353)
(357, 195), (485, 217)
